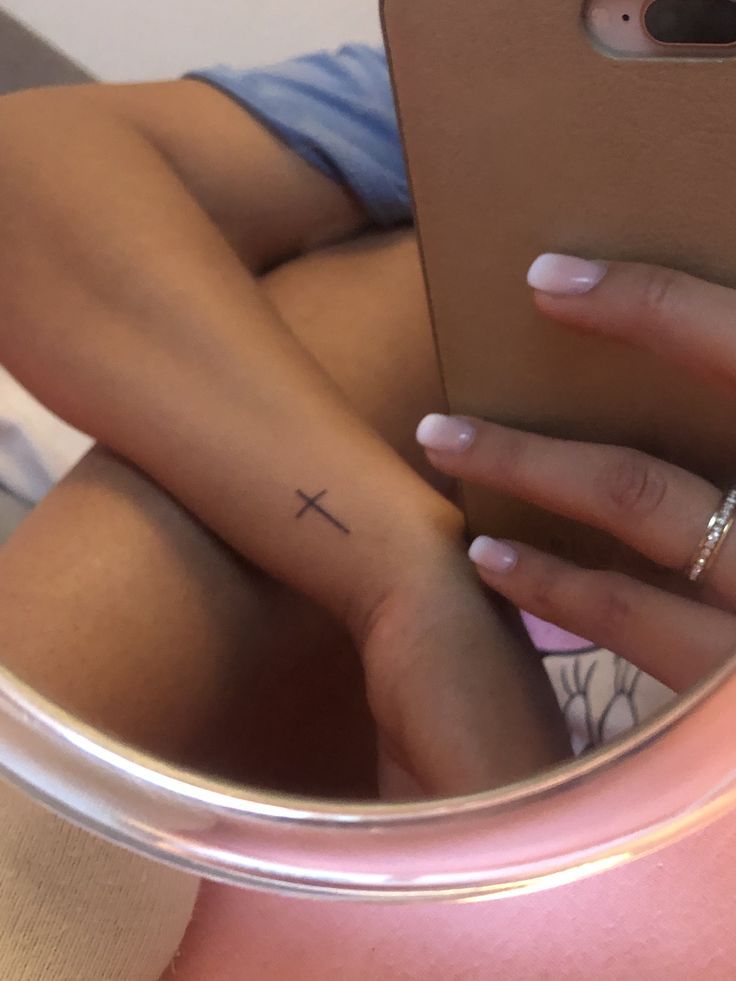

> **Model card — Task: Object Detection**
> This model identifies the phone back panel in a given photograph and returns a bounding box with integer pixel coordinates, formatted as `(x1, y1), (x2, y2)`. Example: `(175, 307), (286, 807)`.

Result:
(382, 0), (736, 583)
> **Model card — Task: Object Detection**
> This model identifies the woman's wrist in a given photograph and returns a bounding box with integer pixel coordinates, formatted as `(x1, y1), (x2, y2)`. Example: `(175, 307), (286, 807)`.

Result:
(340, 493), (468, 648)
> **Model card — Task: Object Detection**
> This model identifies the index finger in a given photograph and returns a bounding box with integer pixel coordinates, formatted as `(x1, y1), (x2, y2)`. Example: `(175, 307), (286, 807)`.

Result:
(528, 254), (736, 390)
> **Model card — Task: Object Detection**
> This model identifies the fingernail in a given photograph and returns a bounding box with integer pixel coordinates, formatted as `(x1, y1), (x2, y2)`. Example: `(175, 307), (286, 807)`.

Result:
(527, 254), (607, 295)
(469, 536), (518, 573)
(416, 414), (476, 453)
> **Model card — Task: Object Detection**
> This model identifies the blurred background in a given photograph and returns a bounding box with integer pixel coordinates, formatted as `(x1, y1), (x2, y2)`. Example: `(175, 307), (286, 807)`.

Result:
(1, 0), (382, 82)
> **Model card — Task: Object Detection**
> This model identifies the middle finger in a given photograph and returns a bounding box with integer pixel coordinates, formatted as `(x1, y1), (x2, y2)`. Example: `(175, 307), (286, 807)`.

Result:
(416, 413), (736, 599)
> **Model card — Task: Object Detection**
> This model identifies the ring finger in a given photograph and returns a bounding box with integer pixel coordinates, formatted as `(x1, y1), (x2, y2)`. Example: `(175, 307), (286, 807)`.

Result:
(416, 413), (736, 603)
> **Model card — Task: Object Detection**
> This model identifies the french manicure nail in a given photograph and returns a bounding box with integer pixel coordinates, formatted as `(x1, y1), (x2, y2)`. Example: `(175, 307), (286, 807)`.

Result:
(527, 254), (607, 295)
(416, 414), (476, 453)
(469, 536), (518, 573)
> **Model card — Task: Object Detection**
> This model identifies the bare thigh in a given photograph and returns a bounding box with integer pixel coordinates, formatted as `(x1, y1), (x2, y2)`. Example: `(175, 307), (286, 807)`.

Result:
(0, 229), (445, 797)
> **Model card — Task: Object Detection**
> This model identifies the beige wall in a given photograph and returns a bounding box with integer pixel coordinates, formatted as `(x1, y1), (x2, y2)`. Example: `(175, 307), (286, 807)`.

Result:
(1, 0), (382, 82)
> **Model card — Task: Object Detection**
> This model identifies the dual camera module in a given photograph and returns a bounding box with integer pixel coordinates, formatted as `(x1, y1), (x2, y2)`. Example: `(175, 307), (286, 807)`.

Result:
(628, 0), (736, 44)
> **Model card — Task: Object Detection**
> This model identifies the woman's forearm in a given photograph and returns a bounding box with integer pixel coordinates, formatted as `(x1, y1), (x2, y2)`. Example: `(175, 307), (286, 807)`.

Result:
(0, 89), (460, 636)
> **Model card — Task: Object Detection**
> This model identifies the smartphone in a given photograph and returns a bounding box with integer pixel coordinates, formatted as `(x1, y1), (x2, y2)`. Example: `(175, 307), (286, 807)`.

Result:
(382, 0), (736, 590)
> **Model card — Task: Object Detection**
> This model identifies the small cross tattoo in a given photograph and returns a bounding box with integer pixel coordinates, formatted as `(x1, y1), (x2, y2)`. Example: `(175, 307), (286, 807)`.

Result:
(295, 489), (351, 535)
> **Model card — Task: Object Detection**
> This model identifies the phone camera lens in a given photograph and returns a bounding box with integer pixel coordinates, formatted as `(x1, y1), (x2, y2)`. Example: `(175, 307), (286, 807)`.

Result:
(645, 0), (736, 44)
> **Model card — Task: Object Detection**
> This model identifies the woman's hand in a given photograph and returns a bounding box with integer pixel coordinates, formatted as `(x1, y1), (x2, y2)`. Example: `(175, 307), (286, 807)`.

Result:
(360, 535), (570, 798)
(417, 254), (736, 695)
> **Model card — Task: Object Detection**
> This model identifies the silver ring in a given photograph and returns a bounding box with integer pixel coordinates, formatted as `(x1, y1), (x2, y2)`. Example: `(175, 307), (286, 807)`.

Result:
(687, 487), (736, 583)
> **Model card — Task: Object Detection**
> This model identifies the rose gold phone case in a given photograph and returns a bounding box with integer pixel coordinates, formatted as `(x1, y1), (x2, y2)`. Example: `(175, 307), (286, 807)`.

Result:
(382, 0), (736, 585)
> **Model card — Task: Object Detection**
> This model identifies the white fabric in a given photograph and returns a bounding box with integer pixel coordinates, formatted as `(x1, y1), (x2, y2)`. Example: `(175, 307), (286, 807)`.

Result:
(0, 366), (92, 503)
(544, 648), (674, 756)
